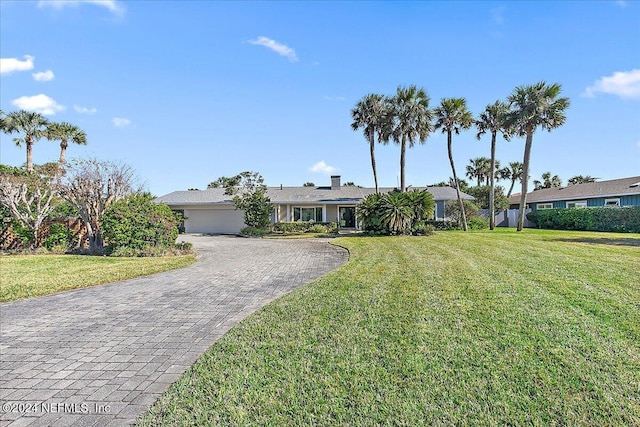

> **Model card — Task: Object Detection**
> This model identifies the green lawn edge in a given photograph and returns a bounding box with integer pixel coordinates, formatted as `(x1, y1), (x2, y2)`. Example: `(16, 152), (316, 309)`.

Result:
(0, 254), (196, 302)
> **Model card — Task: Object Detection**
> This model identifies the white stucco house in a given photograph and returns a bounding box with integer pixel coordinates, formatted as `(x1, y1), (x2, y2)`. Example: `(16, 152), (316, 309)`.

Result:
(155, 175), (473, 234)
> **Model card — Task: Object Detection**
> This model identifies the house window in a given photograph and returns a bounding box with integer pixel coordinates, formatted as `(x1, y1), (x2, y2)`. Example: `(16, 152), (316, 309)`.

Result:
(293, 207), (323, 222)
(537, 203), (553, 210)
(566, 200), (587, 208)
(604, 198), (620, 207)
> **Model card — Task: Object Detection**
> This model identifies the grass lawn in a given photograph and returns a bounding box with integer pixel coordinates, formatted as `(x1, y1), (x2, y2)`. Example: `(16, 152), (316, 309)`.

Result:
(0, 254), (196, 302)
(139, 229), (640, 426)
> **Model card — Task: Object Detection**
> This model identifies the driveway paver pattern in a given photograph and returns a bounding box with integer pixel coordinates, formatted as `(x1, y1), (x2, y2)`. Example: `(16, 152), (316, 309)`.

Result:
(0, 235), (348, 426)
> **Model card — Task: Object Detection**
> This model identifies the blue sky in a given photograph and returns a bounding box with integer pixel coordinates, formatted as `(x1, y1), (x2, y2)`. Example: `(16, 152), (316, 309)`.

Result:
(1, 0), (638, 196)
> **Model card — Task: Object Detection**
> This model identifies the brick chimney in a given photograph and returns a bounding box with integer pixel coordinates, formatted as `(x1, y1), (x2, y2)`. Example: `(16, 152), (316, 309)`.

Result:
(331, 175), (341, 190)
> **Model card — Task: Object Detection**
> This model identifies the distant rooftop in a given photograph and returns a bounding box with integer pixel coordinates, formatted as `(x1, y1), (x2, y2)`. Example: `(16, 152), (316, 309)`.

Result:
(508, 176), (640, 204)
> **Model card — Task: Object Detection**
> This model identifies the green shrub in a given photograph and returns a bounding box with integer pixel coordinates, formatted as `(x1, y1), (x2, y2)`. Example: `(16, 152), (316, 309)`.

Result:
(102, 193), (179, 254)
(424, 220), (460, 231)
(43, 223), (76, 250)
(240, 226), (271, 237)
(356, 190), (435, 235)
(527, 206), (640, 233)
(307, 223), (331, 233)
(445, 199), (479, 226)
(468, 216), (490, 230)
(272, 222), (337, 234)
(411, 221), (435, 236)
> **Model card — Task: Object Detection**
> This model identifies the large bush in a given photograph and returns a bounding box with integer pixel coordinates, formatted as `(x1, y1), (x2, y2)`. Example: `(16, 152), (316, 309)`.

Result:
(102, 193), (179, 253)
(445, 199), (479, 226)
(527, 206), (640, 233)
(356, 189), (435, 235)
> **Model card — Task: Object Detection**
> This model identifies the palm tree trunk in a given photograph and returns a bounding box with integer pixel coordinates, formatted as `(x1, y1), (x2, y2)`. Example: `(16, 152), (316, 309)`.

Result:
(489, 132), (496, 230)
(26, 137), (34, 172)
(369, 135), (378, 194)
(400, 136), (406, 192)
(517, 131), (533, 231)
(448, 132), (467, 231)
(507, 178), (516, 198)
(58, 140), (68, 177)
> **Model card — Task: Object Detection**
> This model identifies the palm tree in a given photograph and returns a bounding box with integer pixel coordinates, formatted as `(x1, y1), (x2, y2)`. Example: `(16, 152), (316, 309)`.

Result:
(533, 172), (562, 190)
(46, 121), (88, 172)
(506, 82), (570, 231)
(476, 100), (511, 229)
(2, 110), (49, 172)
(434, 97), (474, 231)
(567, 175), (598, 186)
(465, 157), (491, 186)
(385, 85), (433, 192)
(504, 161), (524, 197)
(351, 94), (388, 193)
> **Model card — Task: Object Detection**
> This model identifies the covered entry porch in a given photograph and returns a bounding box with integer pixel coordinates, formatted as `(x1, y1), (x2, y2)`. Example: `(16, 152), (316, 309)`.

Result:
(273, 203), (359, 229)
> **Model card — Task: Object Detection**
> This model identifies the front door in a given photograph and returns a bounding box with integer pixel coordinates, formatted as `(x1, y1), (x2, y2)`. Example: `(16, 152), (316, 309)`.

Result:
(339, 207), (356, 228)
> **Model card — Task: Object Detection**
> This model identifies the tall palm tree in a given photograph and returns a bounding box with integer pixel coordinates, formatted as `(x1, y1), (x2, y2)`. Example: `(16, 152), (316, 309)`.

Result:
(385, 85), (433, 192)
(2, 110), (49, 172)
(504, 161), (524, 197)
(46, 121), (88, 171)
(476, 100), (511, 230)
(506, 82), (570, 231)
(434, 97), (474, 231)
(351, 94), (388, 193)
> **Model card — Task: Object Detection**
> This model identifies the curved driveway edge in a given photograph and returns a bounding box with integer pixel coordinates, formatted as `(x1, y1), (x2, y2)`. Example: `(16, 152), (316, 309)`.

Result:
(0, 235), (348, 426)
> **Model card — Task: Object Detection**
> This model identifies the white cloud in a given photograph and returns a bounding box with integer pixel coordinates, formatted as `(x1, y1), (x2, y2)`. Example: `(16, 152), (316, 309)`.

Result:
(584, 69), (640, 100)
(74, 105), (97, 114)
(12, 94), (65, 115)
(0, 55), (35, 74)
(32, 70), (55, 82)
(309, 161), (337, 175)
(616, 1), (627, 7)
(248, 36), (298, 62)
(37, 0), (125, 15)
(323, 95), (345, 101)
(112, 117), (131, 127)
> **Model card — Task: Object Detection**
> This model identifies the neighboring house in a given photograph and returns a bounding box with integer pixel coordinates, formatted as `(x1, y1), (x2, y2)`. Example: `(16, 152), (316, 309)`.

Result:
(155, 175), (474, 234)
(508, 175), (640, 211)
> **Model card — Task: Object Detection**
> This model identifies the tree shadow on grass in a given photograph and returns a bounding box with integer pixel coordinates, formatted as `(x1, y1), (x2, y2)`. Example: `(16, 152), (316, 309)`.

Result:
(553, 237), (640, 247)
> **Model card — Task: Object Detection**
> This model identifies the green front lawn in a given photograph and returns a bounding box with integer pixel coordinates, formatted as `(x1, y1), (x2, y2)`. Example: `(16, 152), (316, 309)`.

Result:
(0, 254), (196, 302)
(142, 229), (639, 425)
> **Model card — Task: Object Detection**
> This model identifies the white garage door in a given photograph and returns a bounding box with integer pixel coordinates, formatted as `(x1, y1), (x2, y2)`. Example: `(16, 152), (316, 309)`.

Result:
(184, 208), (246, 234)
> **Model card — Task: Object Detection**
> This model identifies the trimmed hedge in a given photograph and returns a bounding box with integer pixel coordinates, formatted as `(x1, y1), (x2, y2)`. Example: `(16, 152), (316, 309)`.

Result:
(272, 222), (338, 234)
(526, 206), (640, 233)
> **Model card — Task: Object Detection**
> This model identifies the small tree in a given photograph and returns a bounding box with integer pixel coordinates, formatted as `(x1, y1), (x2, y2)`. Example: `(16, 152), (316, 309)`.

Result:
(208, 175), (242, 189)
(102, 193), (178, 253)
(0, 166), (58, 248)
(226, 171), (273, 229)
(466, 185), (509, 211)
(445, 199), (479, 226)
(59, 158), (136, 250)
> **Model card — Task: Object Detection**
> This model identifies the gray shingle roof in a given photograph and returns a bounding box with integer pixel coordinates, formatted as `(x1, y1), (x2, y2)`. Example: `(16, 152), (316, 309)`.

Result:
(155, 185), (473, 206)
(508, 176), (640, 204)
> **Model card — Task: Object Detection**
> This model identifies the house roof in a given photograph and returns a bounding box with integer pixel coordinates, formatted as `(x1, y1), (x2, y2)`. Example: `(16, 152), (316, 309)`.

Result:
(507, 176), (640, 204)
(155, 185), (473, 206)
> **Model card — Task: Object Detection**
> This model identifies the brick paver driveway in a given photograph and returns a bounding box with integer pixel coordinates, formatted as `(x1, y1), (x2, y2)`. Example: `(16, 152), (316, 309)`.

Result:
(0, 235), (348, 426)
